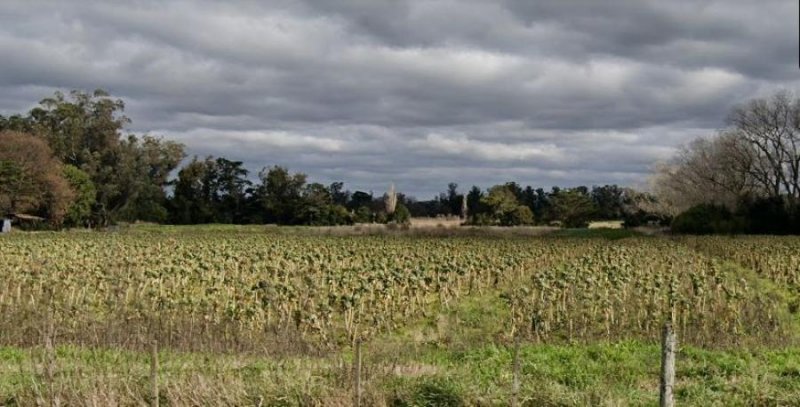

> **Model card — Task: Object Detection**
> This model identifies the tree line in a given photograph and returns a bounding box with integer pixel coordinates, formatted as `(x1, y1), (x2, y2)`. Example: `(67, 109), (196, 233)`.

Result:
(6, 88), (799, 234)
(0, 89), (664, 229)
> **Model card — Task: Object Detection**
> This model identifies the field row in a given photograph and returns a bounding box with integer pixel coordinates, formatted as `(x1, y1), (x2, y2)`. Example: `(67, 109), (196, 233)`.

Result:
(2, 231), (797, 350)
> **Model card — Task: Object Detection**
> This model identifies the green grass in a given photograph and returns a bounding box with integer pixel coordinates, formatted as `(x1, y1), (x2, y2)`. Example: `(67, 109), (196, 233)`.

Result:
(4, 341), (800, 406)
(4, 286), (798, 406)
(546, 227), (644, 240)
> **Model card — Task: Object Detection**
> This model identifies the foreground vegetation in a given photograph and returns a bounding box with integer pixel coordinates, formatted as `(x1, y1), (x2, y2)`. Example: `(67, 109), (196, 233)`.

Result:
(2, 226), (800, 405)
(5, 339), (800, 406)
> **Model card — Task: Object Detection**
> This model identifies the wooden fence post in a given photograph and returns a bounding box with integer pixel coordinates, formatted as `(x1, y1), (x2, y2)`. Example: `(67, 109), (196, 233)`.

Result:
(353, 339), (362, 407)
(512, 335), (521, 407)
(660, 323), (676, 407)
(151, 340), (159, 407)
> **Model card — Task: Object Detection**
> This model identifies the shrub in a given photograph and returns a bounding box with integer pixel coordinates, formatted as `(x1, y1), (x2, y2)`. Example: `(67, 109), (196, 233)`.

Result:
(737, 197), (796, 235)
(390, 378), (463, 407)
(354, 206), (373, 223)
(671, 204), (745, 235)
(508, 205), (534, 226)
(390, 203), (411, 225)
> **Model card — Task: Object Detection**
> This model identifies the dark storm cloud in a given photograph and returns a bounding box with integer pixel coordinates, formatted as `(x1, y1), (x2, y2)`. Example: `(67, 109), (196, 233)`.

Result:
(0, 0), (797, 197)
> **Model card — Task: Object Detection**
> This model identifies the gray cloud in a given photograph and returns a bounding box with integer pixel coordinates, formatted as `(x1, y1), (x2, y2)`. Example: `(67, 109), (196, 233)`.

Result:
(0, 0), (798, 198)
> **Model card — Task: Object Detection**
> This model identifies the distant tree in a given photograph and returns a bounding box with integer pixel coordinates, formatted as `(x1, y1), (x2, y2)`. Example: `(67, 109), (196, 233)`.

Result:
(0, 131), (74, 225)
(519, 186), (537, 212)
(551, 189), (596, 228)
(0, 114), (36, 133)
(330, 181), (349, 206)
(466, 186), (483, 218)
(354, 205), (373, 223)
(510, 205), (534, 225)
(390, 202), (411, 225)
(349, 191), (373, 211)
(300, 182), (348, 225)
(618, 188), (669, 228)
(210, 157), (252, 223)
(445, 183), (462, 216)
(480, 185), (531, 226)
(591, 185), (625, 220)
(504, 182), (524, 202)
(256, 166), (307, 224)
(531, 187), (551, 223)
(169, 158), (215, 224)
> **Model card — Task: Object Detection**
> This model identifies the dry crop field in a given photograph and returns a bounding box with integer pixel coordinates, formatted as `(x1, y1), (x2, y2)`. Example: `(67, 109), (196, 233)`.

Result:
(1, 226), (800, 405)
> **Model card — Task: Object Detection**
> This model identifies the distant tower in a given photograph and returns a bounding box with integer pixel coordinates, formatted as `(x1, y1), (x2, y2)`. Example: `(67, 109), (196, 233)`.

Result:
(460, 194), (468, 219)
(384, 183), (397, 215)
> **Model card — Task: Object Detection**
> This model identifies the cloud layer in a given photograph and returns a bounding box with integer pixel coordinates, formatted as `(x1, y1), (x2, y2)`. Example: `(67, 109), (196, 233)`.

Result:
(0, 0), (797, 197)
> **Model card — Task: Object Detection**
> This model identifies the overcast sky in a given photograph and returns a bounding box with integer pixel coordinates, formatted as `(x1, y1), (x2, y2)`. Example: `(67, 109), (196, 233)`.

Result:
(0, 0), (797, 198)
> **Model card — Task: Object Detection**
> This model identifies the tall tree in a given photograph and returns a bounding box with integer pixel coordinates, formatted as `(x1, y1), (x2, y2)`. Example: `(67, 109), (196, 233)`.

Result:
(210, 157), (251, 223)
(169, 158), (215, 224)
(727, 91), (800, 205)
(27, 89), (130, 168)
(466, 185), (483, 218)
(591, 185), (625, 220)
(256, 166), (307, 224)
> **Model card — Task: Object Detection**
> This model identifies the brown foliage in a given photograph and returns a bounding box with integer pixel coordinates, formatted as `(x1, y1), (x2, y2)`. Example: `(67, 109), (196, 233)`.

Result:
(0, 130), (74, 224)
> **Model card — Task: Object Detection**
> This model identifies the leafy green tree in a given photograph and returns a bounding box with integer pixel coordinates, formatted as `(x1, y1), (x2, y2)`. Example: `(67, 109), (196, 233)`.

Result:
(330, 181), (349, 206)
(510, 205), (534, 225)
(256, 166), (307, 224)
(591, 185), (625, 220)
(551, 189), (597, 228)
(169, 158), (215, 224)
(348, 191), (373, 211)
(465, 186), (484, 219)
(354, 206), (373, 223)
(444, 183), (462, 216)
(208, 157), (251, 223)
(389, 202), (411, 224)
(300, 182), (333, 225)
(0, 114), (36, 133)
(98, 135), (184, 224)
(481, 185), (528, 226)
(28, 90), (130, 168)
(63, 165), (96, 227)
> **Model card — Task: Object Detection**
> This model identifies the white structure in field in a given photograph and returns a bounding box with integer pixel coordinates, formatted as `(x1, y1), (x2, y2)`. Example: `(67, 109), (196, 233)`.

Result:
(1, 218), (10, 233)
